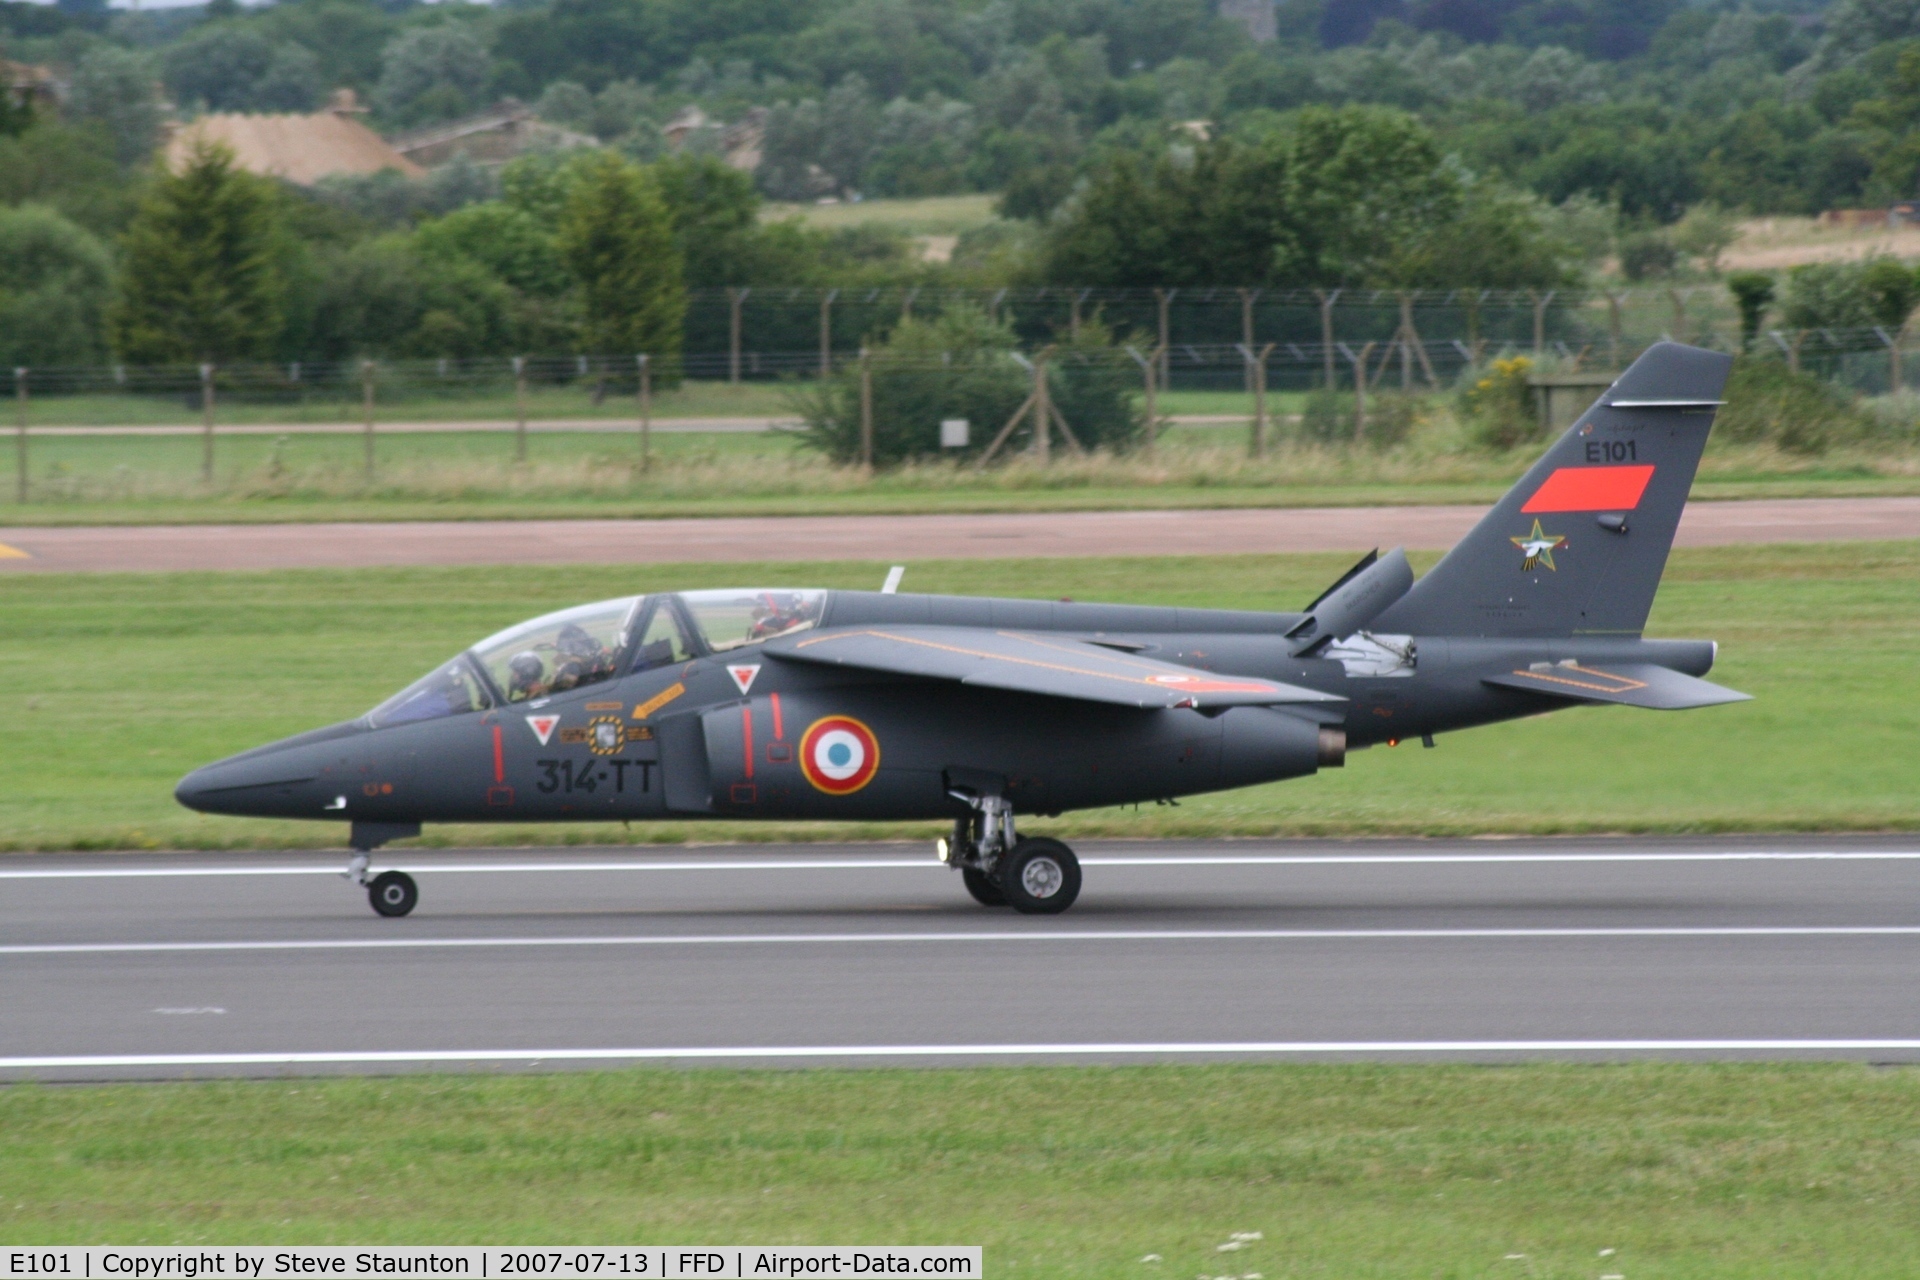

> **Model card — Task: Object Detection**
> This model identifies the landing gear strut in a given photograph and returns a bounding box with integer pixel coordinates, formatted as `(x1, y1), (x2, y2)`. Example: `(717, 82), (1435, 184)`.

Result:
(345, 821), (421, 918)
(940, 791), (1081, 914)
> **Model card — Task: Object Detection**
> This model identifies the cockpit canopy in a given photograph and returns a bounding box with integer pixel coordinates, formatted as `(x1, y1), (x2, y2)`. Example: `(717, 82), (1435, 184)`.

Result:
(365, 589), (826, 728)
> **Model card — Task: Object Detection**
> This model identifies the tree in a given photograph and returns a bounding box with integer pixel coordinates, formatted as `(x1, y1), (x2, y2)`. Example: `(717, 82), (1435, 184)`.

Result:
(64, 46), (163, 166)
(375, 25), (492, 126)
(0, 204), (114, 367)
(555, 152), (684, 360)
(1726, 272), (1776, 351)
(1783, 261), (1877, 332)
(305, 235), (516, 360)
(1671, 202), (1739, 276)
(414, 203), (571, 297)
(652, 153), (763, 286)
(109, 142), (287, 364)
(1860, 255), (1920, 388)
(162, 27), (322, 114)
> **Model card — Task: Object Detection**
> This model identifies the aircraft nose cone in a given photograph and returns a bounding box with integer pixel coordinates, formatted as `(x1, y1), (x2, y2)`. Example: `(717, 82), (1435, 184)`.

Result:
(174, 720), (367, 817)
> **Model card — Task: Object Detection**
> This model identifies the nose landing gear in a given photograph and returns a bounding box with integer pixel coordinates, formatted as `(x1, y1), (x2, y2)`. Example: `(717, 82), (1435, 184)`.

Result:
(367, 870), (419, 917)
(345, 821), (422, 917)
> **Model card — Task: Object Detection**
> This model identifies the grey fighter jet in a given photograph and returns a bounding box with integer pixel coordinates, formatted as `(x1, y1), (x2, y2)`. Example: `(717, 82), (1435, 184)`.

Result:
(177, 342), (1749, 916)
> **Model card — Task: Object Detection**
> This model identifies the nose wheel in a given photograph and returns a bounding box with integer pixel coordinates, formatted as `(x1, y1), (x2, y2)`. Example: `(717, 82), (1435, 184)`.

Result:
(367, 870), (418, 917)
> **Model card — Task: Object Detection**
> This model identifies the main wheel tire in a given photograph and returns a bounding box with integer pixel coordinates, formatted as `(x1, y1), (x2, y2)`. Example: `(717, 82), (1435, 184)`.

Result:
(999, 838), (1081, 915)
(368, 870), (418, 917)
(961, 865), (1008, 906)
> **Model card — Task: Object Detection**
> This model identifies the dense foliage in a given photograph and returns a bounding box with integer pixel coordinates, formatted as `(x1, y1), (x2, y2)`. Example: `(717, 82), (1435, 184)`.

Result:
(17, 0), (1920, 364)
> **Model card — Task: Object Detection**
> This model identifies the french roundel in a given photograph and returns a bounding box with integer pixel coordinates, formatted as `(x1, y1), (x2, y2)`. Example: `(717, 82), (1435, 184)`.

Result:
(798, 716), (880, 795)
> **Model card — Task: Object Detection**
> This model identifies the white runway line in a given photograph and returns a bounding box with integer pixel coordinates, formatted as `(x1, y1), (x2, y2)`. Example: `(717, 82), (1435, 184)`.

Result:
(5, 850), (1920, 879)
(7, 1041), (1920, 1070)
(12, 924), (1920, 956)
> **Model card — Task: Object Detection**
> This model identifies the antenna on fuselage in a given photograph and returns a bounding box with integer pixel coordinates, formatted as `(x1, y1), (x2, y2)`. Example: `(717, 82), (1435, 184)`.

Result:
(881, 565), (906, 594)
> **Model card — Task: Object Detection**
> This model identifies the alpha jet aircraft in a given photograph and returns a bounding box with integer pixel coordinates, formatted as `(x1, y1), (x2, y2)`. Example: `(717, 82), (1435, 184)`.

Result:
(177, 342), (1749, 916)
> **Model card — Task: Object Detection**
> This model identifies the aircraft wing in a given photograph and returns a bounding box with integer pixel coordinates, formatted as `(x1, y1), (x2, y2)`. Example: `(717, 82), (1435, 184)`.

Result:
(764, 626), (1344, 710)
(1484, 663), (1750, 710)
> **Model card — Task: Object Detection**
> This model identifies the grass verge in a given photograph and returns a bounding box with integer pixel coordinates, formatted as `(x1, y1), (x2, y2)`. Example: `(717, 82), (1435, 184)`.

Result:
(2, 429), (1915, 526)
(2, 543), (1914, 851)
(5, 1062), (1920, 1274)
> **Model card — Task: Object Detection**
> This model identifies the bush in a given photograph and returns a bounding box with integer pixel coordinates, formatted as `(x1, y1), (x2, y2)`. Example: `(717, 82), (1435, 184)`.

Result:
(1298, 389), (1352, 443)
(1458, 355), (1540, 450)
(795, 305), (1027, 468)
(1715, 356), (1868, 455)
(796, 308), (1144, 468)
(1619, 231), (1678, 281)
(1362, 392), (1420, 448)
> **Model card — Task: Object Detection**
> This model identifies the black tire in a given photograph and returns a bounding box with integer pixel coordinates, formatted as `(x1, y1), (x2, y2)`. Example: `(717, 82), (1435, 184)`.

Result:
(999, 838), (1081, 915)
(368, 870), (417, 917)
(962, 866), (1008, 906)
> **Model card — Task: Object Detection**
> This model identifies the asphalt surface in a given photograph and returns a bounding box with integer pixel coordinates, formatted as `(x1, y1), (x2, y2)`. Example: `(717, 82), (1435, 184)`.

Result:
(3, 497), (1917, 572)
(7, 834), (1920, 1079)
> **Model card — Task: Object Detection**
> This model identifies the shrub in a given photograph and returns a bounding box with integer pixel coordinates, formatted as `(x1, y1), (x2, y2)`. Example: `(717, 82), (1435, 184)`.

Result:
(1715, 356), (1868, 455)
(1298, 389), (1352, 443)
(796, 307), (1144, 467)
(795, 305), (1027, 467)
(1619, 232), (1677, 281)
(1458, 355), (1539, 450)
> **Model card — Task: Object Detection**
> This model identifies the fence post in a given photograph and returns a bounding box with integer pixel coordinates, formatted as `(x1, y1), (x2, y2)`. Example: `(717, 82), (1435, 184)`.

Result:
(858, 346), (873, 472)
(1316, 289), (1340, 389)
(1607, 292), (1625, 368)
(13, 367), (25, 503)
(1530, 291), (1553, 356)
(728, 288), (748, 385)
(361, 359), (376, 480)
(1251, 343), (1274, 458)
(1154, 289), (1174, 387)
(818, 289), (838, 380)
(636, 353), (651, 472)
(1033, 349), (1051, 466)
(1239, 289), (1260, 390)
(199, 363), (215, 482)
(1343, 342), (1376, 443)
(512, 356), (527, 462)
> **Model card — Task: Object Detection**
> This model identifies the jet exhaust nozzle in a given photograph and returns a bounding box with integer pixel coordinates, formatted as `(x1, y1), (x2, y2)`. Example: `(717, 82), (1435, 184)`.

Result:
(1317, 728), (1346, 768)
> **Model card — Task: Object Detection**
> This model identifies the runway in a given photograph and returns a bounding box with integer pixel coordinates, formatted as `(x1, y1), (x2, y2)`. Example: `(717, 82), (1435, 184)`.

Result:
(3, 496), (1918, 572)
(6, 835), (1920, 1079)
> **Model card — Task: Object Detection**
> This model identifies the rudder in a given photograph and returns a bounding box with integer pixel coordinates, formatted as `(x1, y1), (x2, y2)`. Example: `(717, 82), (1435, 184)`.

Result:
(1371, 342), (1733, 638)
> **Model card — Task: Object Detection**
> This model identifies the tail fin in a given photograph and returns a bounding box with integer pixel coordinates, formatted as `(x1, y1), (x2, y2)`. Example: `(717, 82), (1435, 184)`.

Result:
(1371, 342), (1733, 638)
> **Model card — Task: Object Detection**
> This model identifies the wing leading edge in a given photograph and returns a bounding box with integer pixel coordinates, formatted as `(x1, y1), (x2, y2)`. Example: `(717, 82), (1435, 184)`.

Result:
(764, 626), (1344, 710)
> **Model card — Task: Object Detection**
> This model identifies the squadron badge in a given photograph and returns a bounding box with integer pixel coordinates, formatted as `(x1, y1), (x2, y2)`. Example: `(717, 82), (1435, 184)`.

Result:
(1511, 519), (1568, 572)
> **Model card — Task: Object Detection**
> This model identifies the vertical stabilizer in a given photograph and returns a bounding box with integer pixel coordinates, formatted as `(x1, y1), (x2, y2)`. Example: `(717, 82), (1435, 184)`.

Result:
(1371, 342), (1733, 638)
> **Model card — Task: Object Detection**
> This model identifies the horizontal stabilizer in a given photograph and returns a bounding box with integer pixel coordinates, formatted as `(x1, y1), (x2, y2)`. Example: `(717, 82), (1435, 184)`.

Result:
(767, 625), (1344, 710)
(1484, 663), (1750, 710)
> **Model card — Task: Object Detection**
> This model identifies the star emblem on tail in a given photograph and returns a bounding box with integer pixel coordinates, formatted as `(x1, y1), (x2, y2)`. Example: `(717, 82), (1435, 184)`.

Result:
(1511, 518), (1568, 571)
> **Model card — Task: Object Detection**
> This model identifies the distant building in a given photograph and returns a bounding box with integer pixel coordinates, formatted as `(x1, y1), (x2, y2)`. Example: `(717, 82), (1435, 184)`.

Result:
(390, 99), (595, 169)
(165, 89), (423, 186)
(662, 104), (767, 172)
(1, 59), (62, 111)
(1219, 0), (1277, 43)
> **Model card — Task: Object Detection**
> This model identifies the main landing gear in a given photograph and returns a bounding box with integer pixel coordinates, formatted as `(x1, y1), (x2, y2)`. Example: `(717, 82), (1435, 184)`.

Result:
(346, 822), (421, 917)
(940, 793), (1081, 914)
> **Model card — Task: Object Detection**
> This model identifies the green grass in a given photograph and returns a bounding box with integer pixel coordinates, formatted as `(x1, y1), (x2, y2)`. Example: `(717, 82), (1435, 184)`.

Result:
(6, 1062), (1920, 1273)
(758, 193), (1001, 234)
(13, 380), (798, 428)
(5, 423), (1919, 525)
(2, 543), (1914, 852)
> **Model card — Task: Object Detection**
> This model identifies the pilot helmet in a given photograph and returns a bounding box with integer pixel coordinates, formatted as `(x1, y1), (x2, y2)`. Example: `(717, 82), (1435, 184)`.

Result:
(507, 651), (545, 690)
